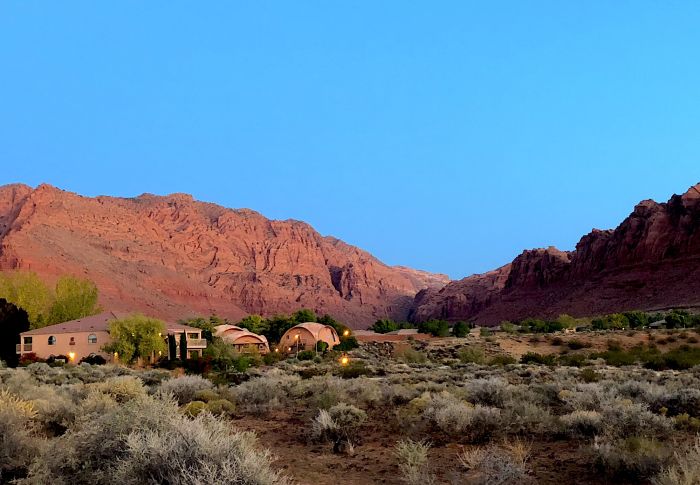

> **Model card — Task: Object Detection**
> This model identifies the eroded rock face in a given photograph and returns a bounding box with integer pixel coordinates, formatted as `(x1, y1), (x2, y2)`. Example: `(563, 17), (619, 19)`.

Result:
(411, 183), (700, 325)
(0, 184), (449, 328)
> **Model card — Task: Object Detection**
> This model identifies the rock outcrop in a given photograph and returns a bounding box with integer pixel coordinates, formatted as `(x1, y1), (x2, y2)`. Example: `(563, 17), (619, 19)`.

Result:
(0, 184), (449, 328)
(411, 183), (700, 325)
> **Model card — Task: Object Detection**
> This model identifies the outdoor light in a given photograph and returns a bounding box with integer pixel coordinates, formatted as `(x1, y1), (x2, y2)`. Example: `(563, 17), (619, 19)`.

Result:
(343, 330), (350, 337)
(294, 334), (299, 339)
(274, 348), (279, 352)
(288, 347), (292, 351)
(340, 356), (349, 366)
(68, 352), (75, 361)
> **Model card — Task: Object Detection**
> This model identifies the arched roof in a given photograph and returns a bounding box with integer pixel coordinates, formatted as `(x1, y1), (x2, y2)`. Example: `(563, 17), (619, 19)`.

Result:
(283, 322), (339, 341)
(215, 325), (269, 346)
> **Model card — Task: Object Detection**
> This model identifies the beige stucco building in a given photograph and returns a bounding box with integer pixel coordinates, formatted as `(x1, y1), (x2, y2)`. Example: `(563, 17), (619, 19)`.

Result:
(16, 311), (207, 363)
(214, 324), (270, 354)
(280, 322), (340, 354)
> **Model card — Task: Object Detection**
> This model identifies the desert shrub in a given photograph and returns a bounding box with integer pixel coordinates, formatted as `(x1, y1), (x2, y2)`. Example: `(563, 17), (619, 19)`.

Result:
(459, 440), (532, 485)
(550, 336), (563, 346)
(95, 375), (147, 403)
(502, 401), (555, 436)
(158, 375), (213, 405)
(602, 400), (672, 438)
(458, 347), (485, 364)
(594, 436), (672, 480)
(262, 351), (285, 365)
(296, 350), (314, 361)
(0, 390), (43, 480)
(193, 388), (219, 403)
(312, 403), (367, 452)
(336, 360), (372, 379)
(673, 414), (700, 432)
(578, 368), (600, 383)
(557, 353), (588, 366)
(465, 378), (509, 407)
(396, 348), (428, 364)
(560, 410), (604, 437)
(395, 439), (435, 485)
(453, 321), (470, 338)
(520, 352), (556, 365)
(206, 399), (236, 417)
(567, 339), (590, 350)
(653, 435), (700, 485)
(183, 400), (207, 417)
(25, 395), (287, 484)
(656, 388), (700, 417)
(232, 371), (299, 415)
(333, 336), (359, 351)
(425, 394), (501, 442)
(487, 355), (516, 366)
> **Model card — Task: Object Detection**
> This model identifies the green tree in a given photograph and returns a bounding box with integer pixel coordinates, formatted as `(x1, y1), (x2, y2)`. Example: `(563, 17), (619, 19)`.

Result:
(370, 319), (399, 334)
(237, 314), (269, 335)
(102, 314), (167, 364)
(47, 276), (100, 325)
(180, 315), (225, 342)
(452, 321), (469, 338)
(180, 332), (188, 361)
(0, 272), (53, 328)
(264, 315), (296, 344)
(317, 314), (349, 336)
(0, 298), (30, 367)
(292, 308), (317, 323)
(417, 319), (450, 337)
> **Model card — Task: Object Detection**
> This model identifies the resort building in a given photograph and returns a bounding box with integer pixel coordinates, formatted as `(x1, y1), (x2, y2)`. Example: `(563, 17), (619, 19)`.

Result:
(214, 324), (270, 354)
(279, 322), (340, 353)
(16, 311), (207, 363)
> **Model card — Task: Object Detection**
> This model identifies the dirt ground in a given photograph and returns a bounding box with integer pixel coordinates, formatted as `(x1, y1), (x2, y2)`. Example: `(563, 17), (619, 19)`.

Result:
(234, 408), (645, 485)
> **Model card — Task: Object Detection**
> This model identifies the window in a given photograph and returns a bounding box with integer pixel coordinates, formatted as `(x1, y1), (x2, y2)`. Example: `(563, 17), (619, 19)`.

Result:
(187, 333), (198, 339)
(48, 335), (56, 345)
(88, 333), (97, 344)
(23, 336), (32, 352)
(69, 337), (75, 346)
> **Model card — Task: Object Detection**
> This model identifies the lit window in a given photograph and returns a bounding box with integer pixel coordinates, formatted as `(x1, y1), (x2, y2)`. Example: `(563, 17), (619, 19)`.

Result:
(88, 334), (97, 344)
(48, 336), (56, 345)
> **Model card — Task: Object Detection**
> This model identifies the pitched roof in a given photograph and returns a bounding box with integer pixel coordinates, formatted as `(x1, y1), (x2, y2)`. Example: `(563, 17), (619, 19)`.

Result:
(21, 311), (200, 336)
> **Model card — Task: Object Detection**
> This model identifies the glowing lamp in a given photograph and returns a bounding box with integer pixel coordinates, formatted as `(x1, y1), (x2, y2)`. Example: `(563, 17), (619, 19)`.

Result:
(68, 352), (76, 361)
(343, 330), (350, 337)
(340, 356), (349, 366)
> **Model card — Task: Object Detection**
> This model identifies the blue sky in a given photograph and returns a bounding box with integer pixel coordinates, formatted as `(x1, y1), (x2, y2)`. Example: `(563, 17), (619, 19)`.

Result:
(1, 2), (699, 279)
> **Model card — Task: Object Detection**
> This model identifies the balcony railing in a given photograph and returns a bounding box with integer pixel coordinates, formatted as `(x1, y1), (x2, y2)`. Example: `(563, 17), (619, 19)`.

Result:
(176, 338), (207, 348)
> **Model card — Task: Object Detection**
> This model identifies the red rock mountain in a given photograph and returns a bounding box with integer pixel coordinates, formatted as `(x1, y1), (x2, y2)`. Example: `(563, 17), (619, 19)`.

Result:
(410, 183), (700, 325)
(0, 184), (449, 328)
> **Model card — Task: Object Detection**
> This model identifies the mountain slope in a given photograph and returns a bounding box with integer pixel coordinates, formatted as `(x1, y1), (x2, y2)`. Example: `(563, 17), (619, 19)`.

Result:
(0, 184), (449, 328)
(410, 183), (700, 325)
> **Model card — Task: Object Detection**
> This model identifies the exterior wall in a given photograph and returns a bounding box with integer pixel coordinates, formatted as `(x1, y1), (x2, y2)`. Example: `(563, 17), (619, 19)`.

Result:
(19, 330), (111, 362)
(280, 326), (340, 353)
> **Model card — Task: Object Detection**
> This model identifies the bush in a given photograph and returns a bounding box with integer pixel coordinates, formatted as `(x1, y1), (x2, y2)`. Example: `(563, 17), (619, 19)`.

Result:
(296, 350), (315, 361)
(579, 368), (601, 383)
(594, 436), (672, 480)
(459, 440), (531, 484)
(425, 394), (502, 442)
(158, 375), (214, 405)
(520, 352), (556, 365)
(95, 375), (147, 403)
(206, 399), (236, 417)
(336, 360), (373, 379)
(396, 348), (428, 364)
(183, 400), (207, 417)
(25, 395), (288, 484)
(395, 439), (435, 485)
(458, 347), (485, 364)
(487, 355), (516, 366)
(653, 435), (700, 485)
(0, 389), (43, 480)
(312, 403), (367, 452)
(193, 388), (219, 403)
(567, 339), (590, 350)
(232, 371), (299, 415)
(453, 321), (470, 338)
(560, 410), (604, 437)
(334, 336), (359, 351)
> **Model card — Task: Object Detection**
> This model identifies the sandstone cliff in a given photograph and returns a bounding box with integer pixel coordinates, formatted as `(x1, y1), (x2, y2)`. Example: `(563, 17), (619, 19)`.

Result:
(0, 184), (449, 328)
(410, 183), (700, 325)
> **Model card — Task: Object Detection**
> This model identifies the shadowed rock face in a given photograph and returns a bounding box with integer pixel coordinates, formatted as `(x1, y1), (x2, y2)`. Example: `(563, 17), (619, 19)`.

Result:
(0, 184), (449, 328)
(411, 183), (700, 325)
